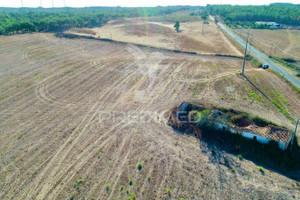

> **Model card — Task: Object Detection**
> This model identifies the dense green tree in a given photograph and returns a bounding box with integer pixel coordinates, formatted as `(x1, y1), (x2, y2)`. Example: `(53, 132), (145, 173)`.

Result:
(201, 12), (208, 21)
(207, 3), (300, 26)
(0, 6), (202, 35)
(174, 21), (180, 32)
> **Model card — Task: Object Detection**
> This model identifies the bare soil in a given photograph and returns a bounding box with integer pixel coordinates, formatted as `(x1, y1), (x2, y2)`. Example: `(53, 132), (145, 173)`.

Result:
(69, 19), (243, 56)
(0, 33), (299, 200)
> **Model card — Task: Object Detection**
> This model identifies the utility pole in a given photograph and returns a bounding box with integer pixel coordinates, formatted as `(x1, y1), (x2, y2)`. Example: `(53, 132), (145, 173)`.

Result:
(248, 33), (253, 55)
(63, 0), (66, 7)
(202, 22), (204, 35)
(40, 0), (42, 7)
(52, 0), (54, 8)
(21, 0), (24, 7)
(241, 31), (249, 76)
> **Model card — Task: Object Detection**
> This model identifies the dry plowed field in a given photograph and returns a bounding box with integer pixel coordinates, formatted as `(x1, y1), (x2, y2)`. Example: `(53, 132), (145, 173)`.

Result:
(0, 33), (299, 200)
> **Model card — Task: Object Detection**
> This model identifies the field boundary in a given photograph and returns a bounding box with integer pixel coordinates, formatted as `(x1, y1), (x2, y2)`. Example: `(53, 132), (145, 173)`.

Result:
(55, 32), (244, 59)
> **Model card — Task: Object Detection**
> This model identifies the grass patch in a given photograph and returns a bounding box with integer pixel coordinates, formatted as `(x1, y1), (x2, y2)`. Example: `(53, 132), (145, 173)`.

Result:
(248, 89), (265, 103)
(275, 90), (288, 105)
(250, 58), (263, 68)
(271, 100), (289, 117)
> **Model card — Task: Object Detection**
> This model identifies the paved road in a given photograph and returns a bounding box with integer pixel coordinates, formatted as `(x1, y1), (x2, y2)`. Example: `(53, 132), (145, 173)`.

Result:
(211, 16), (300, 88)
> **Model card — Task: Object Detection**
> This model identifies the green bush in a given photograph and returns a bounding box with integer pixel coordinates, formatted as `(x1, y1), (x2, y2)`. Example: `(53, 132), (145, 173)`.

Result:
(296, 69), (300, 77)
(252, 116), (269, 127)
(250, 58), (263, 68)
(230, 113), (249, 126)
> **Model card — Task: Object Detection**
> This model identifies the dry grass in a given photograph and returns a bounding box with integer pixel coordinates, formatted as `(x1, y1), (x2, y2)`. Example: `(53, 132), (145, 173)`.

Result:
(0, 33), (299, 200)
(234, 29), (300, 60)
(68, 19), (243, 56)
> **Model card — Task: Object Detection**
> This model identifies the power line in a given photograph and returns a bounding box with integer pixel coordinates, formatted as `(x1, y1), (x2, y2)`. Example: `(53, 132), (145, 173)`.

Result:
(231, 28), (299, 60)
(269, 42), (273, 56)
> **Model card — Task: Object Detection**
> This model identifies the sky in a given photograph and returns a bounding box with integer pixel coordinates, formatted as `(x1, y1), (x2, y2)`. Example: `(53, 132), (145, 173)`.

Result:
(1, 0), (299, 8)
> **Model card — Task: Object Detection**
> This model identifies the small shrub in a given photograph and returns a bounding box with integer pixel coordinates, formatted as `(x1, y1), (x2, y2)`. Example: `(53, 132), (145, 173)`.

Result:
(147, 175), (151, 181)
(97, 154), (101, 159)
(126, 188), (129, 194)
(238, 154), (242, 160)
(120, 185), (124, 191)
(129, 179), (133, 185)
(131, 193), (136, 199)
(258, 166), (264, 171)
(74, 178), (83, 188)
(137, 162), (142, 170)
(18, 133), (24, 139)
(167, 188), (171, 194)
(106, 183), (110, 191)
(220, 96), (224, 100)
(231, 167), (236, 172)
(70, 195), (74, 200)
(246, 174), (251, 180)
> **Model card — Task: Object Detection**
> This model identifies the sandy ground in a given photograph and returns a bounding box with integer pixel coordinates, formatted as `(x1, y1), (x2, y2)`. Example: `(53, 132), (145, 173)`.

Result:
(0, 33), (300, 200)
(68, 19), (243, 56)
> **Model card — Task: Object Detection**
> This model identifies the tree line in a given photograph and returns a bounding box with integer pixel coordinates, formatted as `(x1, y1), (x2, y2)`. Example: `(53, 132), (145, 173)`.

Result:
(207, 3), (300, 26)
(0, 6), (196, 35)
